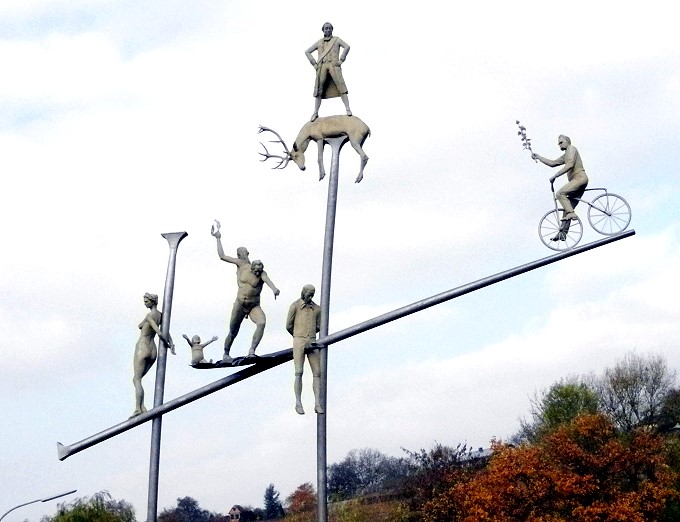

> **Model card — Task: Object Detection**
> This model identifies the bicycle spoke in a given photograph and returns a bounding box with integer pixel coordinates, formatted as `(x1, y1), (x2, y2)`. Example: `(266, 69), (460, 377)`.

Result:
(587, 194), (631, 235)
(610, 199), (627, 213)
(539, 210), (582, 250)
(591, 213), (611, 234)
(590, 213), (607, 226)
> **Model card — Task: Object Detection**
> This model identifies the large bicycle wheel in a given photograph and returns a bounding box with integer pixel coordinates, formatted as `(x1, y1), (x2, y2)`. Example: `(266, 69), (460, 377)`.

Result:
(539, 209), (583, 251)
(587, 193), (631, 235)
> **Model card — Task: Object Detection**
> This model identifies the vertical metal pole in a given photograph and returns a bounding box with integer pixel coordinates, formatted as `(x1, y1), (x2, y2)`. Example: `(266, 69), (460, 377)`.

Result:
(317, 137), (348, 522)
(147, 231), (188, 522)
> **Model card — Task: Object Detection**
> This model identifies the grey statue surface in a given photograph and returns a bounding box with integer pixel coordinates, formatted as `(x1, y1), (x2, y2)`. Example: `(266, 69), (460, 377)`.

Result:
(182, 334), (217, 366)
(211, 221), (280, 364)
(259, 116), (370, 183)
(306, 22), (352, 121)
(532, 135), (589, 222)
(132, 293), (175, 417)
(286, 285), (322, 415)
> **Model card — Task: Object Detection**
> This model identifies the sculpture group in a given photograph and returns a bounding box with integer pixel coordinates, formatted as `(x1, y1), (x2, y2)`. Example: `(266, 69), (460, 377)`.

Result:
(43, 22), (635, 522)
(131, 23), (365, 416)
(130, 25), (622, 419)
(259, 22), (370, 183)
(132, 222), (326, 415)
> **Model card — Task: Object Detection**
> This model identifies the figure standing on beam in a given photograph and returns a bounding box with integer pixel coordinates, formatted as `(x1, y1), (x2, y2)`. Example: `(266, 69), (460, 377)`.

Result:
(211, 221), (280, 364)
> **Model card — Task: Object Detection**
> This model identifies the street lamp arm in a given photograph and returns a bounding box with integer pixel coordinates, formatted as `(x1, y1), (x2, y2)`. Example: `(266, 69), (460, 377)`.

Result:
(0, 490), (77, 521)
(40, 489), (78, 502)
(1, 501), (38, 522)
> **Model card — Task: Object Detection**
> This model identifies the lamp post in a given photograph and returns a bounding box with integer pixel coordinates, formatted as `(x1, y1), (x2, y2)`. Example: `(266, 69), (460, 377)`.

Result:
(0, 489), (77, 521)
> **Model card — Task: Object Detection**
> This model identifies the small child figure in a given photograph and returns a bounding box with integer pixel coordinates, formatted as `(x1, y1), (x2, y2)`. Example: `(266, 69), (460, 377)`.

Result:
(182, 334), (218, 366)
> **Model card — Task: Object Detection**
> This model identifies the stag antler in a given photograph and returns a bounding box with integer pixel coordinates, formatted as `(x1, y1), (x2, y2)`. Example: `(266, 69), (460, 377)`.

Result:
(258, 126), (291, 169)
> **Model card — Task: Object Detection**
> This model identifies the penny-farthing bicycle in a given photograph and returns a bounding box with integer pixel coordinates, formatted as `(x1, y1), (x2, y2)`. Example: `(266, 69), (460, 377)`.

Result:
(539, 181), (632, 251)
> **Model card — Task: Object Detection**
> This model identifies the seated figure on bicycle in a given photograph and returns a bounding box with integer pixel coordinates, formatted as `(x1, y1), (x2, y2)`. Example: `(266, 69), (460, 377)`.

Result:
(532, 135), (589, 238)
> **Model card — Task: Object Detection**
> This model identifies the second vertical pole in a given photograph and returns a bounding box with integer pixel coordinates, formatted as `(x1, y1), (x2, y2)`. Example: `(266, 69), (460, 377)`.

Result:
(147, 231), (188, 522)
(317, 136), (348, 522)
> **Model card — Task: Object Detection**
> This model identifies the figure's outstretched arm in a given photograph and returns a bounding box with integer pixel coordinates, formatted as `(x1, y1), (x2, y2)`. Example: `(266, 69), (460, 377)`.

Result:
(200, 336), (218, 348)
(182, 333), (192, 346)
(211, 221), (243, 265)
(531, 152), (565, 169)
(261, 272), (280, 299)
(214, 235), (243, 265)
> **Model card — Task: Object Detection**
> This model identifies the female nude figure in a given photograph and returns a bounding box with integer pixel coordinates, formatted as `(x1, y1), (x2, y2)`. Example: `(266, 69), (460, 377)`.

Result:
(132, 292), (174, 417)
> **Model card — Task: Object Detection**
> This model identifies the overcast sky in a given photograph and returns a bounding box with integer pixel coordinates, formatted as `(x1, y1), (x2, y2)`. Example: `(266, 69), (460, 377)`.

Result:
(1, 0), (679, 520)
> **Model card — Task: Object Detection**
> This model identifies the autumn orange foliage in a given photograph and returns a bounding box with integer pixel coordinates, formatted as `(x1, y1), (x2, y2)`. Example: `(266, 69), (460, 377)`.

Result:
(286, 482), (317, 516)
(424, 414), (677, 521)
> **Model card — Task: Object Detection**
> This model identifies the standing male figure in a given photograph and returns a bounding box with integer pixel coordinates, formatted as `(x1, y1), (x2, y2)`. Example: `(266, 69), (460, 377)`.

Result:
(287, 284), (322, 415)
(306, 22), (352, 122)
(211, 222), (280, 363)
(532, 135), (589, 239)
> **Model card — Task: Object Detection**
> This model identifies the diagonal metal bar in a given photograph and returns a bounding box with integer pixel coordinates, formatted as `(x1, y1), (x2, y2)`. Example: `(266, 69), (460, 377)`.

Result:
(58, 352), (293, 461)
(317, 229), (636, 347)
(57, 229), (634, 461)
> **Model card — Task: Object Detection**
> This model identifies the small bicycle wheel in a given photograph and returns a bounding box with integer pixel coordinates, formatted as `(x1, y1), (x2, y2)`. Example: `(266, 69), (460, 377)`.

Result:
(587, 193), (631, 235)
(539, 209), (583, 251)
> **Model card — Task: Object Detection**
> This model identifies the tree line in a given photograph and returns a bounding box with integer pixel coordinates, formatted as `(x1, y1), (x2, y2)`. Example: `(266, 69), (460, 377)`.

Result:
(41, 351), (680, 521)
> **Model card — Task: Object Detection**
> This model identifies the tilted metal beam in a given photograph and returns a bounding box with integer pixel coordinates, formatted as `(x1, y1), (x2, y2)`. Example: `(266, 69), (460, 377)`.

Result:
(57, 229), (634, 461)
(319, 230), (636, 347)
(57, 353), (292, 461)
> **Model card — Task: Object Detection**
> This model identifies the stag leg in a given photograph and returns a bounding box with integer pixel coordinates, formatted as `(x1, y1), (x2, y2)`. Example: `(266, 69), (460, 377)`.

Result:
(349, 139), (369, 183)
(355, 156), (368, 183)
(317, 140), (326, 181)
